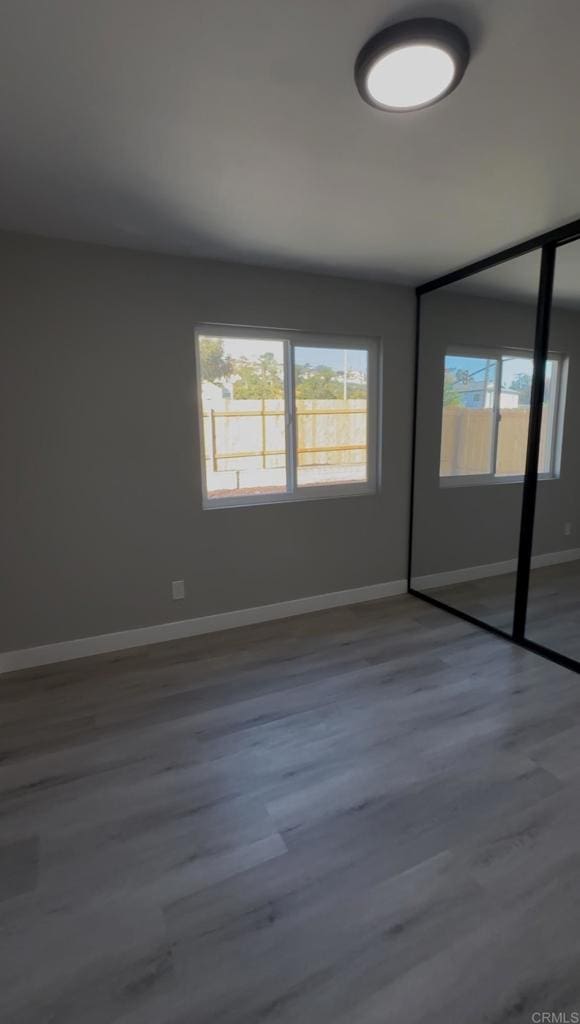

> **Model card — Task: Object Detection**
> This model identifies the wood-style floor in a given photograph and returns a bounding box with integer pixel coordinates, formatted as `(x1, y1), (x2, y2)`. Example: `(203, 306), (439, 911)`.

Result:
(2, 595), (580, 1023)
(423, 560), (580, 661)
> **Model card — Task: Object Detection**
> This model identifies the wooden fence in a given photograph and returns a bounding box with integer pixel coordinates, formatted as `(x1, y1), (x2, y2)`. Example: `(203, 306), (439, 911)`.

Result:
(440, 407), (549, 476)
(203, 399), (368, 472)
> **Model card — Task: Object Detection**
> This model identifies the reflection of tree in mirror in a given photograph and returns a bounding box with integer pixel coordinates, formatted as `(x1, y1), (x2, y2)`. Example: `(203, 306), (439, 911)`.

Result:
(511, 372), (532, 405)
(443, 370), (461, 406)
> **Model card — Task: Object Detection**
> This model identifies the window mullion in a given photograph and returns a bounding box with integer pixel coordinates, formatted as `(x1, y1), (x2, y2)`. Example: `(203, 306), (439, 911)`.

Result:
(490, 358), (502, 476)
(284, 339), (297, 494)
(546, 359), (559, 476)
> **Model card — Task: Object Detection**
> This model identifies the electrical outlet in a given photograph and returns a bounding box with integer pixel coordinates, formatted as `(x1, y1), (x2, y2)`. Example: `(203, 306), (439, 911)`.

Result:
(564, 522), (573, 537)
(171, 579), (185, 600)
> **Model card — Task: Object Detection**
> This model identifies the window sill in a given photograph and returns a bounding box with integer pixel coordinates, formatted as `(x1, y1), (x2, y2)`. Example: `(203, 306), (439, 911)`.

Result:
(439, 473), (558, 489)
(203, 483), (376, 510)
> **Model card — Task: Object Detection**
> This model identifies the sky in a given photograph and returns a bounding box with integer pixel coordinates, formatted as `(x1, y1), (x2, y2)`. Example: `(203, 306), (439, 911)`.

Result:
(445, 353), (551, 389)
(219, 337), (368, 374)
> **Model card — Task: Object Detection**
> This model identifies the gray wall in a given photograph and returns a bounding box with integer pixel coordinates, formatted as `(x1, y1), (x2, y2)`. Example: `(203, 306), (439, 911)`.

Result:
(411, 289), (580, 579)
(0, 232), (415, 652)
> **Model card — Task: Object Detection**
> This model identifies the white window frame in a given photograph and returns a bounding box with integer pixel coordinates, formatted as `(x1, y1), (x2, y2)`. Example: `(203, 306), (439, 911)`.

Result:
(194, 324), (380, 509)
(440, 345), (567, 487)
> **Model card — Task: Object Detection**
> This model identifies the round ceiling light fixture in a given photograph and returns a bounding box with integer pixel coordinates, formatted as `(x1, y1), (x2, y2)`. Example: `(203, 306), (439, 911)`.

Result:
(355, 18), (470, 112)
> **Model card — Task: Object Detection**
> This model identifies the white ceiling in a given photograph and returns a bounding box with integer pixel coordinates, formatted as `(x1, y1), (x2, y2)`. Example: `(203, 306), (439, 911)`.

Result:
(3, 0), (580, 286)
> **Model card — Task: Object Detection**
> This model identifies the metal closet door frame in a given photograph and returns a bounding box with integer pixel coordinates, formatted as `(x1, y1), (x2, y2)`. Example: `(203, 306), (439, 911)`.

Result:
(408, 218), (580, 676)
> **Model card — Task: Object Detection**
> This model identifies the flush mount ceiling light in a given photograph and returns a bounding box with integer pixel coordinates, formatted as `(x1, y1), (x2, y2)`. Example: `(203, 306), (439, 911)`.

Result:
(355, 18), (470, 112)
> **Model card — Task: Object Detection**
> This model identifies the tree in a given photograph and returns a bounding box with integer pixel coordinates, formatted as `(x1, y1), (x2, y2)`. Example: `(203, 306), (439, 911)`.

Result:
(443, 370), (461, 406)
(294, 363), (367, 399)
(346, 381), (367, 399)
(295, 363), (342, 399)
(511, 372), (532, 405)
(232, 353), (284, 399)
(199, 337), (233, 384)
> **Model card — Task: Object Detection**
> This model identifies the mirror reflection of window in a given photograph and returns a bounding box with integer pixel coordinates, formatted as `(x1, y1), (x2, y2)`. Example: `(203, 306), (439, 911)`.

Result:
(440, 351), (565, 483)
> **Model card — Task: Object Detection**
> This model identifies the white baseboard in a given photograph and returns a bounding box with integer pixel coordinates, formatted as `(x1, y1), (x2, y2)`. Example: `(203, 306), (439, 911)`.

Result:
(413, 558), (516, 592)
(532, 547), (580, 569)
(0, 579), (407, 675)
(413, 547), (580, 592)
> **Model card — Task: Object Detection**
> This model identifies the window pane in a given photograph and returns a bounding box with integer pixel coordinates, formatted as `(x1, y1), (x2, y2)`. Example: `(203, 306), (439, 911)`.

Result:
(294, 346), (368, 488)
(495, 355), (558, 477)
(198, 334), (287, 500)
(440, 355), (498, 476)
